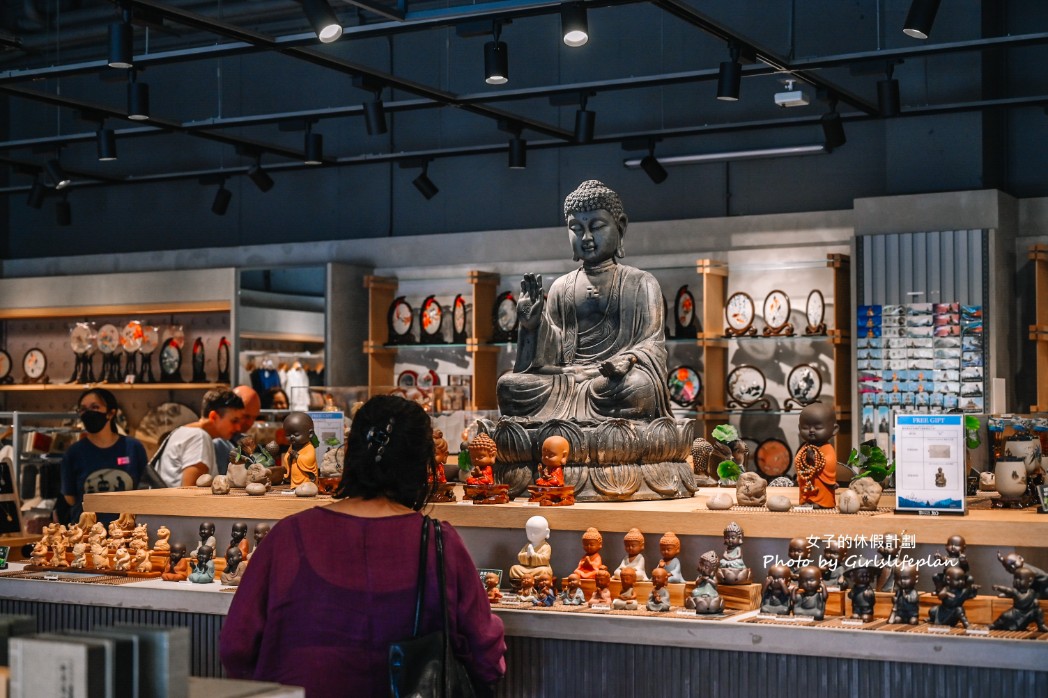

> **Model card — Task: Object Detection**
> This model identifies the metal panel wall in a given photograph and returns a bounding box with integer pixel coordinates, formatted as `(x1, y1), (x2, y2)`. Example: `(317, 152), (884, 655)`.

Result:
(857, 230), (988, 307)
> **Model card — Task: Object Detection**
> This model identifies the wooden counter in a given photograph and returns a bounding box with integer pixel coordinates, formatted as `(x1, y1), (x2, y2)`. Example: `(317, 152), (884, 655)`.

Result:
(85, 487), (1048, 548)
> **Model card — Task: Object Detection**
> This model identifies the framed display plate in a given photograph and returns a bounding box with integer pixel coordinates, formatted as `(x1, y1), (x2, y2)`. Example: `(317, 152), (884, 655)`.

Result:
(140, 325), (160, 354)
(159, 338), (183, 382)
(397, 370), (418, 388)
(217, 336), (231, 383)
(97, 324), (120, 354)
(22, 347), (47, 383)
(191, 337), (206, 382)
(785, 363), (822, 409)
(420, 295), (445, 343)
(452, 294), (468, 343)
(762, 289), (794, 336)
(674, 285), (698, 339)
(387, 297), (415, 345)
(120, 321), (143, 353)
(725, 364), (769, 409)
(666, 365), (701, 407)
(724, 292), (757, 337)
(492, 291), (518, 343)
(69, 322), (96, 355)
(805, 289), (827, 335)
(417, 369), (440, 390)
(755, 438), (793, 478)
(0, 349), (12, 383)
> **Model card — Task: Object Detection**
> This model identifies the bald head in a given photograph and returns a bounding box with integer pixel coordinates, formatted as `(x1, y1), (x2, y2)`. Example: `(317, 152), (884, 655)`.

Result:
(234, 385), (261, 433)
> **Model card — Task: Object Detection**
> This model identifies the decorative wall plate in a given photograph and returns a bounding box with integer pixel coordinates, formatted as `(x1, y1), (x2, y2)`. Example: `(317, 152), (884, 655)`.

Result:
(755, 438), (793, 478)
(159, 338), (183, 382)
(492, 291), (518, 343)
(762, 290), (794, 336)
(120, 321), (144, 353)
(805, 289), (827, 335)
(397, 369), (418, 388)
(0, 349), (12, 383)
(22, 347), (47, 383)
(666, 365), (701, 407)
(785, 363), (822, 409)
(417, 369), (440, 390)
(725, 364), (769, 409)
(724, 292), (757, 337)
(97, 324), (120, 354)
(217, 336), (231, 383)
(452, 294), (468, 343)
(674, 286), (698, 339)
(420, 295), (445, 343)
(191, 337), (206, 382)
(387, 297), (415, 345)
(140, 325), (159, 354)
(69, 322), (96, 355)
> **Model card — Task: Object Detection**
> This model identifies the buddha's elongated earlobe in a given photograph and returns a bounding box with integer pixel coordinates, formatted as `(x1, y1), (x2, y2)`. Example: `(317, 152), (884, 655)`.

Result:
(616, 242), (625, 258)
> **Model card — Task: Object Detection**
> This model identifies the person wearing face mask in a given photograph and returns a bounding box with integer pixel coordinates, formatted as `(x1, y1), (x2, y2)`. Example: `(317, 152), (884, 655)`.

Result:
(60, 388), (148, 525)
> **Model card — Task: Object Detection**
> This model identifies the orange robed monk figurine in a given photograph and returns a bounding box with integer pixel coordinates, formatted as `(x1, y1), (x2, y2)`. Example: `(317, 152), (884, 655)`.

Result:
(793, 402), (839, 508)
(528, 434), (575, 506)
(283, 412), (318, 488)
(466, 433), (496, 485)
(574, 527), (604, 580)
(430, 429), (457, 503)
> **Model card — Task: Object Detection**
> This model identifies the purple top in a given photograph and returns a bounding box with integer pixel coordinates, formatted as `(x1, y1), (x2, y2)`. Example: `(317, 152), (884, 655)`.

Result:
(220, 507), (506, 697)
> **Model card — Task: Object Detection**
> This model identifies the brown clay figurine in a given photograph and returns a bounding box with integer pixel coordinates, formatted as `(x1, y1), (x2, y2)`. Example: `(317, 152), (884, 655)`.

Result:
(561, 574), (586, 606)
(932, 535), (971, 593)
(656, 532), (685, 583)
(221, 546), (249, 586)
(229, 521), (250, 559)
(188, 545), (216, 584)
(875, 532), (902, 592)
(283, 412), (318, 488)
(162, 543), (191, 581)
(589, 567), (612, 607)
(715, 521), (751, 585)
(819, 538), (849, 589)
(793, 402), (839, 508)
(193, 522), (217, 559)
(463, 434), (509, 504)
(574, 527), (603, 580)
(430, 429), (456, 502)
(612, 567), (639, 610)
(791, 565), (828, 620)
(928, 565), (980, 628)
(250, 523), (271, 558)
(485, 572), (502, 603)
(888, 563), (921, 625)
(761, 563), (794, 615)
(533, 572), (556, 607)
(686, 550), (726, 614)
(996, 551), (1048, 599)
(787, 537), (813, 567)
(517, 574), (537, 604)
(613, 528), (648, 581)
(508, 515), (553, 583)
(991, 568), (1048, 632)
(528, 435), (575, 506)
(647, 568), (671, 612)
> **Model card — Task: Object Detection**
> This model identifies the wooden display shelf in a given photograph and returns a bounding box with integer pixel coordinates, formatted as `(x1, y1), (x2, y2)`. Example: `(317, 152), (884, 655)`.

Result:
(0, 382), (226, 392)
(0, 300), (231, 321)
(84, 487), (1048, 549)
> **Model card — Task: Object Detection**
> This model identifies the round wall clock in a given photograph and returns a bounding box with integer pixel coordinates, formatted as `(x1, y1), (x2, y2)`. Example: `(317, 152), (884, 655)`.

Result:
(420, 296), (444, 343)
(674, 286), (698, 339)
(666, 365), (701, 407)
(159, 338), (183, 382)
(762, 290), (794, 336)
(491, 291), (518, 343)
(22, 347), (47, 383)
(0, 349), (12, 383)
(726, 364), (769, 409)
(452, 294), (467, 343)
(191, 337), (206, 382)
(387, 297), (415, 345)
(724, 292), (757, 337)
(217, 336), (231, 383)
(805, 289), (827, 335)
(785, 363), (822, 409)
(755, 438), (793, 478)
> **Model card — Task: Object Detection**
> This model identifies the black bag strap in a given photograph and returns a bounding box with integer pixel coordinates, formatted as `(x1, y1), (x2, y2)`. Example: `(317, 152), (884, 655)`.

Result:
(411, 515), (431, 637)
(433, 519), (453, 694)
(137, 433), (172, 489)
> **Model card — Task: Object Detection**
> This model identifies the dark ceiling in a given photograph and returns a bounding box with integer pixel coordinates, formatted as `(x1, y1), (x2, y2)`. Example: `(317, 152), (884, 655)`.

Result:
(0, 0), (1046, 199)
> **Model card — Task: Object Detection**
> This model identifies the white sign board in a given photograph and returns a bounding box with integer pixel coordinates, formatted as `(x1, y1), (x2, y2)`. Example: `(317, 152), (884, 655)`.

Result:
(894, 413), (966, 514)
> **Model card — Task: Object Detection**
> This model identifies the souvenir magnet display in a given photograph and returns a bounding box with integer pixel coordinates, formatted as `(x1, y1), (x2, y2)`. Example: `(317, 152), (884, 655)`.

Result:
(666, 365), (701, 408)
(21, 347), (48, 384)
(804, 289), (827, 335)
(724, 292), (757, 337)
(762, 289), (794, 336)
(387, 296), (415, 345)
(191, 337), (206, 382)
(97, 323), (122, 383)
(217, 336), (231, 383)
(419, 295), (444, 344)
(674, 285), (698, 339)
(784, 363), (823, 409)
(726, 364), (769, 409)
(492, 290), (518, 343)
(452, 294), (468, 343)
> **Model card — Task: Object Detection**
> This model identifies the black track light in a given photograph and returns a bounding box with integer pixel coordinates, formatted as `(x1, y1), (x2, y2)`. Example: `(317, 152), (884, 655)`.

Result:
(301, 0), (343, 43)
(97, 127), (117, 161)
(304, 131), (323, 165)
(26, 178), (46, 209)
(877, 64), (900, 118)
(821, 100), (847, 151)
(640, 147), (667, 184)
(509, 136), (527, 169)
(716, 45), (742, 101)
(56, 197), (72, 227)
(247, 159), (274, 192)
(108, 20), (133, 69)
(485, 24), (508, 85)
(575, 94), (595, 144)
(212, 184), (232, 215)
(45, 159), (70, 190)
(364, 96), (387, 136)
(413, 163), (439, 200)
(128, 78), (149, 121)
(561, 4), (589, 47)
(903, 0), (941, 40)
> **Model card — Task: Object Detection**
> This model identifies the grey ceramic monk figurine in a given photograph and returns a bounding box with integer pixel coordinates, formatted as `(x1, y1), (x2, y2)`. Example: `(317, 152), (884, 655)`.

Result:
(496, 180), (673, 422)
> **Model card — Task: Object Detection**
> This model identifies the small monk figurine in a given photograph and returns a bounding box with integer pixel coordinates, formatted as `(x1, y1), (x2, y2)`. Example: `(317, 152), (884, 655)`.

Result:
(574, 527), (603, 580)
(485, 572), (502, 603)
(791, 565), (828, 620)
(430, 430), (456, 503)
(875, 532), (902, 592)
(463, 434), (509, 504)
(715, 521), (751, 585)
(251, 523), (271, 558)
(508, 515), (554, 583)
(888, 564), (921, 625)
(793, 402), (839, 508)
(647, 568), (671, 612)
(162, 543), (191, 582)
(193, 522), (217, 560)
(517, 574), (538, 604)
(686, 550), (726, 614)
(188, 545), (216, 584)
(996, 551), (1048, 599)
(588, 567), (612, 607)
(932, 535), (971, 593)
(283, 412), (319, 488)
(657, 531), (685, 584)
(761, 563), (794, 615)
(613, 528), (648, 581)
(991, 567), (1048, 632)
(819, 538), (849, 589)
(528, 435), (575, 505)
(229, 522), (250, 560)
(612, 567), (639, 610)
(561, 574), (586, 606)
(533, 572), (556, 607)
(154, 525), (171, 553)
(221, 546), (249, 586)
(848, 566), (877, 622)
(787, 538), (813, 567)
(928, 565), (980, 628)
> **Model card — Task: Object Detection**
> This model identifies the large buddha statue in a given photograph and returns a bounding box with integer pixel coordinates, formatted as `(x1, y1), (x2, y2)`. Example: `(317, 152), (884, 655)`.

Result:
(496, 180), (673, 422)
